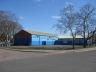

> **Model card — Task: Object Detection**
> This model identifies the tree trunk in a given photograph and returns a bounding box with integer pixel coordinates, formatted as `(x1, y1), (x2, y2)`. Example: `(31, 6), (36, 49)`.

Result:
(92, 36), (94, 45)
(83, 22), (86, 48)
(72, 37), (75, 49)
(83, 37), (87, 48)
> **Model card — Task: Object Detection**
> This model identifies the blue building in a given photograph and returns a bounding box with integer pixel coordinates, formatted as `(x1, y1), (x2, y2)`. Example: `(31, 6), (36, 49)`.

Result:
(14, 29), (56, 46)
(54, 35), (86, 45)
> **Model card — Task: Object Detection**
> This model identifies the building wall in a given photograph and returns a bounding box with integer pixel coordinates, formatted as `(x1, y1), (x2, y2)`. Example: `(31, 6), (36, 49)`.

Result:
(31, 35), (55, 45)
(14, 30), (32, 46)
(14, 30), (55, 46)
(55, 38), (85, 45)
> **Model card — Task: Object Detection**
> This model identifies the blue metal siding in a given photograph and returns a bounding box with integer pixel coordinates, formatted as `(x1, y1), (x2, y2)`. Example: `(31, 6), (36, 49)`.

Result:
(31, 35), (55, 45)
(14, 37), (31, 46)
(55, 38), (86, 45)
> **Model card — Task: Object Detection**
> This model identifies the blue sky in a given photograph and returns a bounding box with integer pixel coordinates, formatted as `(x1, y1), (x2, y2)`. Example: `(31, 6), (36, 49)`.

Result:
(0, 0), (96, 34)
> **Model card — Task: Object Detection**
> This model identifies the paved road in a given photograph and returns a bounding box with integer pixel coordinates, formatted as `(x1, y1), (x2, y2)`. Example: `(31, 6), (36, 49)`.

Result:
(0, 50), (96, 72)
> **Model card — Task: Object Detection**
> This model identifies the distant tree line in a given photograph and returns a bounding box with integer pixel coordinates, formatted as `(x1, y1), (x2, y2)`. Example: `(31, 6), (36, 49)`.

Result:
(0, 11), (22, 47)
(55, 3), (96, 48)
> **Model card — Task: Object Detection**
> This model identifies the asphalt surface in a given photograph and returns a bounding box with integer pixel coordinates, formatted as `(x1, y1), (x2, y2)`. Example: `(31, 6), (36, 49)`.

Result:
(0, 50), (96, 72)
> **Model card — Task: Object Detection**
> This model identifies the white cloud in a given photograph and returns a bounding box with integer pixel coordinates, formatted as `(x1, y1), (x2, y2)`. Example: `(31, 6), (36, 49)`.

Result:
(19, 16), (24, 20)
(65, 2), (74, 6)
(51, 16), (61, 19)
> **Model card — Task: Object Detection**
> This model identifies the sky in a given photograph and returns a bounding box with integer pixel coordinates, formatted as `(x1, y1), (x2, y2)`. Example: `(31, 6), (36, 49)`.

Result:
(0, 0), (96, 34)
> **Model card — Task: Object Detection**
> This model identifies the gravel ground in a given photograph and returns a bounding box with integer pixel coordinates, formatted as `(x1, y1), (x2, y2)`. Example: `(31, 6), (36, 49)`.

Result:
(0, 49), (50, 61)
(0, 47), (96, 61)
(0, 49), (96, 72)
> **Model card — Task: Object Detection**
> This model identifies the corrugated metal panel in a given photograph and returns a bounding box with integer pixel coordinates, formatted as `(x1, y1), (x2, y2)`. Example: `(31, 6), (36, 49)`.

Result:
(58, 35), (83, 38)
(14, 37), (31, 46)
(55, 38), (85, 45)
(23, 29), (56, 36)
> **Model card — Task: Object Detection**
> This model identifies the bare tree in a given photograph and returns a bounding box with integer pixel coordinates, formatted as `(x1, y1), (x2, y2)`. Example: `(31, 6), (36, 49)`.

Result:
(0, 11), (23, 46)
(77, 3), (96, 48)
(55, 3), (77, 49)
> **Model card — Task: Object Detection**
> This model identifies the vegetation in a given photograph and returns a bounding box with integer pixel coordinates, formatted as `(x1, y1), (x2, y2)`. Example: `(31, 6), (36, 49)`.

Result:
(55, 3), (96, 48)
(0, 11), (23, 47)
(77, 4), (96, 48)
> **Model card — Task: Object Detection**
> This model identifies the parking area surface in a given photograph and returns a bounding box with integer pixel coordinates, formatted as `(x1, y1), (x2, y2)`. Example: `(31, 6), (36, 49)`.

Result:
(0, 49), (51, 61)
(0, 48), (96, 72)
(0, 47), (96, 61)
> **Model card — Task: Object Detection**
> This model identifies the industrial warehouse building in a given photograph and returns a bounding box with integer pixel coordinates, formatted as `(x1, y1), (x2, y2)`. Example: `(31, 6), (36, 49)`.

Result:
(14, 29), (86, 46)
(14, 29), (56, 46)
(55, 35), (86, 45)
